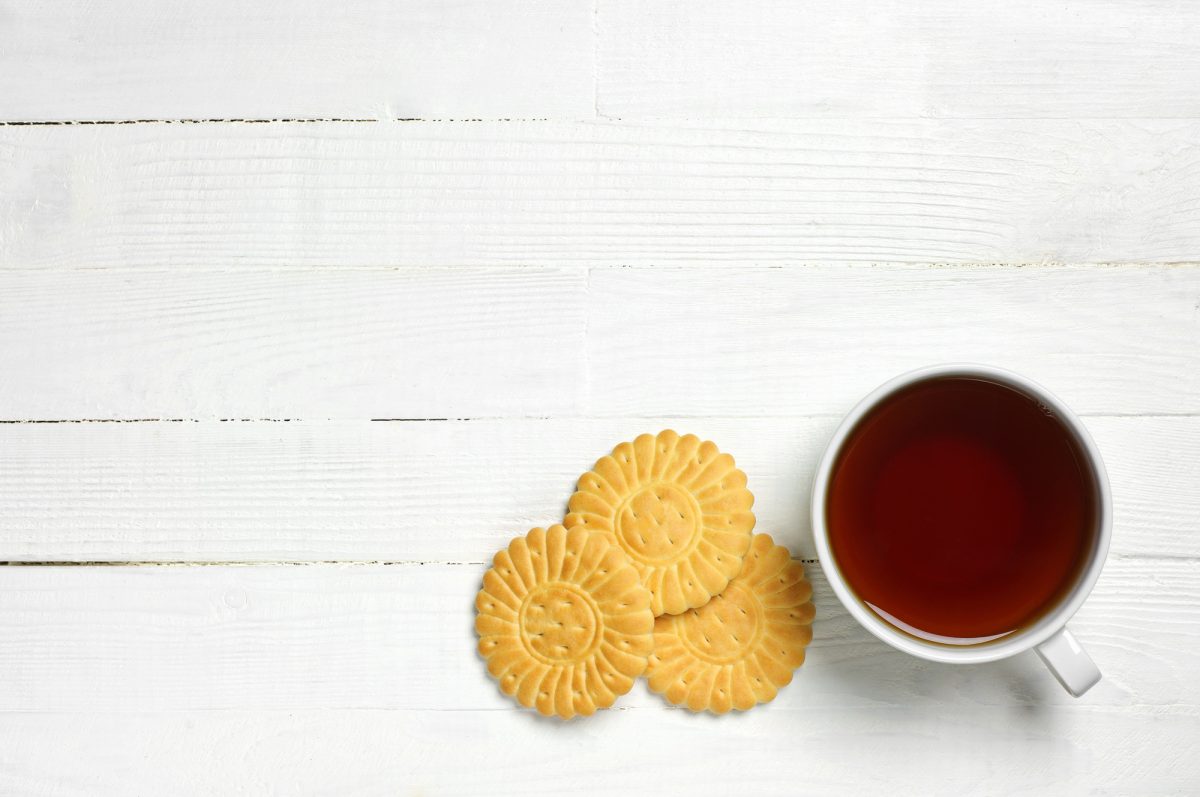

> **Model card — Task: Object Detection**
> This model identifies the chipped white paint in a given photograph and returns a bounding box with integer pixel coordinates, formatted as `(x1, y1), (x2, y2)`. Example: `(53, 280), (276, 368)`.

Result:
(1, 0), (1199, 793)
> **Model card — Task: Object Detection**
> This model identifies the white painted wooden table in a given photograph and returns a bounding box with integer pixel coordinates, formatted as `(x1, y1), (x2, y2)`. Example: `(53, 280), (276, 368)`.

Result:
(2, 2), (1198, 794)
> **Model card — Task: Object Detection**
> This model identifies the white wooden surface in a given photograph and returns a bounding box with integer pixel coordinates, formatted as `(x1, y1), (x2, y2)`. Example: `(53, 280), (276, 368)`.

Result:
(0, 559), (1196, 795)
(2, 1), (1199, 794)
(4, 121), (1200, 267)
(598, 0), (1200, 118)
(0, 0), (594, 120)
(1, 417), (1198, 562)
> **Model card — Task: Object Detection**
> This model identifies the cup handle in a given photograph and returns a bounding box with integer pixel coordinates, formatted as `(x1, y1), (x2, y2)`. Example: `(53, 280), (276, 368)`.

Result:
(1034, 626), (1101, 697)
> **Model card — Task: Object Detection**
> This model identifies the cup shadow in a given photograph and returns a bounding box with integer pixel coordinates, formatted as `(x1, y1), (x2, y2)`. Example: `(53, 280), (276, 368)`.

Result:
(815, 625), (1058, 717)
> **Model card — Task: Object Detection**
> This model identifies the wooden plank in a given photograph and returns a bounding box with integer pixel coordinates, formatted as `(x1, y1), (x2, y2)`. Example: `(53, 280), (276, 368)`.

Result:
(3, 120), (1199, 268)
(0, 707), (1194, 796)
(0, 417), (1196, 562)
(0, 268), (585, 420)
(0, 0), (593, 120)
(598, 0), (1200, 119)
(0, 561), (1193, 796)
(0, 265), (1195, 421)
(0, 558), (1191, 713)
(588, 265), (1200, 416)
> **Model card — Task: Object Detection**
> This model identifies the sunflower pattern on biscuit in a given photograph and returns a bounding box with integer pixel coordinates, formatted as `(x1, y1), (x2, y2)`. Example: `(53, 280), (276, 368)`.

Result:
(475, 524), (654, 719)
(646, 533), (814, 713)
(564, 430), (756, 616)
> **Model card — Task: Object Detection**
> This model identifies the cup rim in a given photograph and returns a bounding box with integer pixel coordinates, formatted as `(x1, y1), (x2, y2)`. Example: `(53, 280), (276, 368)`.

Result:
(810, 363), (1112, 664)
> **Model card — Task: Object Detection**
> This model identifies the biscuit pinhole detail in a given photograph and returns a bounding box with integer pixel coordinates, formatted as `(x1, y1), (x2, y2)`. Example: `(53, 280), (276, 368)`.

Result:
(519, 583), (602, 664)
(565, 430), (755, 616)
(646, 533), (815, 714)
(475, 524), (654, 719)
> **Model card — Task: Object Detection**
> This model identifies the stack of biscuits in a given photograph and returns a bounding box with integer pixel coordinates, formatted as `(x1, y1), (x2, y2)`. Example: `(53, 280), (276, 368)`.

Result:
(474, 430), (815, 719)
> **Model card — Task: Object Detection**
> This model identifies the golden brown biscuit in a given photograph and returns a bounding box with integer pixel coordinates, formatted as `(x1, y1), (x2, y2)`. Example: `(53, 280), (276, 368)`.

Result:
(646, 533), (814, 713)
(475, 524), (654, 718)
(564, 430), (755, 616)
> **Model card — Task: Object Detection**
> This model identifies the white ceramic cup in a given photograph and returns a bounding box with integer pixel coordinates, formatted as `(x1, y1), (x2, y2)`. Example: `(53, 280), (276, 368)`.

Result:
(811, 363), (1111, 697)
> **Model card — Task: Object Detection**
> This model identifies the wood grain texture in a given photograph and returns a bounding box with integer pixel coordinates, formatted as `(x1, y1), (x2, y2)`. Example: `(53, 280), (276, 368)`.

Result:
(3, 1), (1197, 791)
(4, 121), (1199, 268)
(0, 707), (1195, 796)
(0, 560), (1195, 796)
(0, 558), (1193, 712)
(0, 265), (1196, 420)
(0, 268), (586, 420)
(0, 0), (593, 120)
(7, 558), (1186, 796)
(588, 265), (1200, 416)
(6, 0), (1199, 124)
(0, 417), (1196, 562)
(598, 0), (1200, 119)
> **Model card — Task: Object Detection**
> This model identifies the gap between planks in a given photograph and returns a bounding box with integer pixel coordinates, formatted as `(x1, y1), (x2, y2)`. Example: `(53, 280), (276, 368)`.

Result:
(2, 263), (1200, 273)
(8, 117), (1200, 125)
(1, 555), (1189, 566)
(0, 118), (554, 125)
(0, 559), (813, 567)
(4, 413), (1200, 424)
